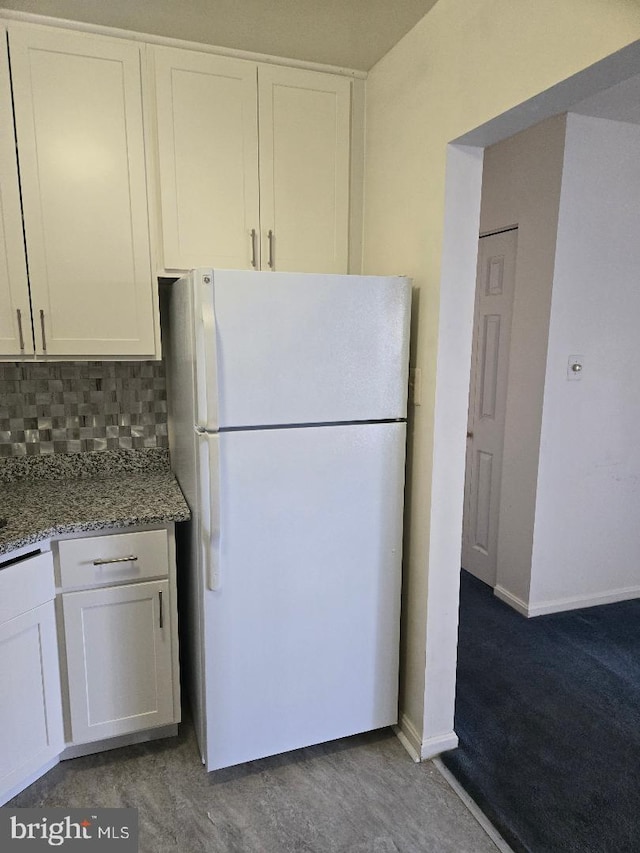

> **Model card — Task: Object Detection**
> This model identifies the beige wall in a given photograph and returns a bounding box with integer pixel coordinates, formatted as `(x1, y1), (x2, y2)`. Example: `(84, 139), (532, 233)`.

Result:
(363, 0), (640, 755)
(480, 115), (567, 608)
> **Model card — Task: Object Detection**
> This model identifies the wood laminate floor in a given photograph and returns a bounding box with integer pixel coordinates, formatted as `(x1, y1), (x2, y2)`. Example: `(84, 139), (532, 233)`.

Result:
(9, 717), (500, 853)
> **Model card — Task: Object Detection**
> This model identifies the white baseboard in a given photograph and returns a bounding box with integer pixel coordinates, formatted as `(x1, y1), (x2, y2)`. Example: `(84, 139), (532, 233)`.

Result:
(527, 585), (640, 617)
(495, 583), (640, 618)
(493, 585), (529, 616)
(420, 730), (459, 760)
(393, 714), (422, 762)
(394, 714), (458, 762)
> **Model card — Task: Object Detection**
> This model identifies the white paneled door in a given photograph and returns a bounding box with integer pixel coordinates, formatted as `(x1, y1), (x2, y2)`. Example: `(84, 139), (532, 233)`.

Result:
(462, 229), (517, 586)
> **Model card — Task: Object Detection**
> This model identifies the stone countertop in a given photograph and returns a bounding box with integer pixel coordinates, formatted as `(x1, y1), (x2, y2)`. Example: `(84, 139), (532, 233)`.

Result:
(0, 449), (190, 557)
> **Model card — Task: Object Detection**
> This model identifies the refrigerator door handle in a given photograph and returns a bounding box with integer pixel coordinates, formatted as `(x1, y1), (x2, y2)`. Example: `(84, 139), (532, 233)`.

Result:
(195, 271), (220, 432)
(198, 430), (222, 591)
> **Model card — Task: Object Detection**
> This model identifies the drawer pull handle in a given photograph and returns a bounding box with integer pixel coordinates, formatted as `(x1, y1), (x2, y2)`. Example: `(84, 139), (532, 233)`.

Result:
(92, 555), (138, 566)
(159, 590), (164, 629)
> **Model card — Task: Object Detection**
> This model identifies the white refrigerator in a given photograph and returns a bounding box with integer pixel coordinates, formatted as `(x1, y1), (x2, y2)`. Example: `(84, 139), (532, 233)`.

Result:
(164, 268), (411, 771)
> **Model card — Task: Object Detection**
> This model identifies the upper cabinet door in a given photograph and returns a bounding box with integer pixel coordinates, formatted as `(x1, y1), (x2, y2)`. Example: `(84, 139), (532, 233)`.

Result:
(9, 24), (156, 357)
(0, 31), (32, 357)
(258, 65), (351, 274)
(153, 47), (260, 272)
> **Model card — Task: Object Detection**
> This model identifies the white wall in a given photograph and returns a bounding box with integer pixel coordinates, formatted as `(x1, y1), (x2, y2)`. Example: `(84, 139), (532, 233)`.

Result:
(529, 113), (640, 615)
(479, 115), (567, 607)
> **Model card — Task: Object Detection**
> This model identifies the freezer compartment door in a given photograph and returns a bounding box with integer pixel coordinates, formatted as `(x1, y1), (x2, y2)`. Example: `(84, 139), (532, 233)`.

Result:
(194, 268), (411, 428)
(202, 422), (406, 771)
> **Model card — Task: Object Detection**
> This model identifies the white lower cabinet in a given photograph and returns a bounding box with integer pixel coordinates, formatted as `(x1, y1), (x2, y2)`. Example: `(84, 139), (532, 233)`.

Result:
(0, 551), (64, 806)
(62, 579), (175, 743)
(57, 527), (180, 747)
(0, 526), (180, 803)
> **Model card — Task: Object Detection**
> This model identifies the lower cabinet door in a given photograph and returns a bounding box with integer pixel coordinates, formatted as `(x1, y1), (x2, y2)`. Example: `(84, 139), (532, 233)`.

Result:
(0, 601), (64, 804)
(62, 580), (175, 744)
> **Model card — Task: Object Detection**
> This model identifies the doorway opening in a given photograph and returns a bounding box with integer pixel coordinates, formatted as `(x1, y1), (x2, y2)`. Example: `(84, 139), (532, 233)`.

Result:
(438, 43), (640, 853)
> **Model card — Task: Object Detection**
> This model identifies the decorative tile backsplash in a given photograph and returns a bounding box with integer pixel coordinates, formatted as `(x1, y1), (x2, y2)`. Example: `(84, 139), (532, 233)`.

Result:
(0, 361), (168, 458)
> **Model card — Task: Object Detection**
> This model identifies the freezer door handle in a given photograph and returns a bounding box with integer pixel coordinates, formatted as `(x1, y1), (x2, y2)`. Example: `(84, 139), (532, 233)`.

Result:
(195, 271), (219, 432)
(198, 430), (222, 591)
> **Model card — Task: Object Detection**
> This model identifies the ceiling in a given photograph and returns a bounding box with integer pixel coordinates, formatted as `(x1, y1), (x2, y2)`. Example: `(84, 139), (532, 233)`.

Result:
(0, 0), (440, 71)
(5, 1), (639, 122)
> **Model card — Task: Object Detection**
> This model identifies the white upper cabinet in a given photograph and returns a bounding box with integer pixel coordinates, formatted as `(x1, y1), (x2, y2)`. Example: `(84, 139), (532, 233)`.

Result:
(153, 48), (260, 272)
(258, 65), (351, 275)
(1, 17), (357, 360)
(9, 24), (157, 357)
(153, 48), (351, 274)
(0, 31), (32, 357)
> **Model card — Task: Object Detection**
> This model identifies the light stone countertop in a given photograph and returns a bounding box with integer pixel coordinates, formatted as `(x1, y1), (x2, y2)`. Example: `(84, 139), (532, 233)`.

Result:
(0, 448), (190, 557)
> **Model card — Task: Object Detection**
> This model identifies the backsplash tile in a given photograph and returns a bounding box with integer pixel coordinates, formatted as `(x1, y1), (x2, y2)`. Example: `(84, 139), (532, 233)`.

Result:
(0, 361), (168, 457)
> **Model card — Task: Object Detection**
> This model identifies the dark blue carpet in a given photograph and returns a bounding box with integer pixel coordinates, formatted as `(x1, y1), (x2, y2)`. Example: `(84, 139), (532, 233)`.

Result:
(442, 570), (640, 853)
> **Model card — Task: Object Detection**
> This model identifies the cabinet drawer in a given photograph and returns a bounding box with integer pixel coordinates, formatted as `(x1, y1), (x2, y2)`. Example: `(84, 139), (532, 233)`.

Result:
(57, 530), (169, 590)
(0, 551), (55, 624)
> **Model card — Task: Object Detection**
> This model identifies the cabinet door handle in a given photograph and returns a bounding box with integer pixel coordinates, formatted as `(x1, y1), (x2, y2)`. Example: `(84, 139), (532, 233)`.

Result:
(16, 309), (25, 352)
(250, 228), (257, 269)
(267, 229), (274, 269)
(159, 590), (164, 629)
(92, 555), (138, 565)
(39, 309), (47, 352)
